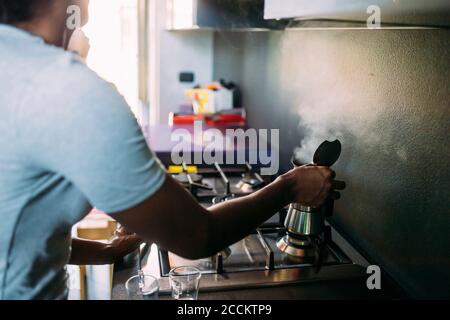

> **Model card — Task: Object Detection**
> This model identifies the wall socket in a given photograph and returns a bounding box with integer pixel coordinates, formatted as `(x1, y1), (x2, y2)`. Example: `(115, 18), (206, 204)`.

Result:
(179, 72), (195, 83)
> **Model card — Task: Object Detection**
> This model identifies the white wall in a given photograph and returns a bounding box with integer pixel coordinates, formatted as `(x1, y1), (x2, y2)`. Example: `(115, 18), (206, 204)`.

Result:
(150, 0), (214, 125)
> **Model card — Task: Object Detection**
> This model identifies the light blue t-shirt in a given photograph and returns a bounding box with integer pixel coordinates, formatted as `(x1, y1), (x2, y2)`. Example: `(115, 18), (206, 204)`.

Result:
(0, 25), (166, 300)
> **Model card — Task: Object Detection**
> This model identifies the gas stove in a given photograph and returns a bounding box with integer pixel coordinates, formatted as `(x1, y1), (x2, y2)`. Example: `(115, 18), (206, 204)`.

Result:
(170, 162), (270, 202)
(141, 163), (368, 295)
(158, 225), (351, 275)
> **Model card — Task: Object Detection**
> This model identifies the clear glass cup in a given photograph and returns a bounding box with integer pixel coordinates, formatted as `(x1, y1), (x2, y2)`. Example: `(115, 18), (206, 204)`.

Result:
(125, 274), (159, 300)
(169, 266), (202, 300)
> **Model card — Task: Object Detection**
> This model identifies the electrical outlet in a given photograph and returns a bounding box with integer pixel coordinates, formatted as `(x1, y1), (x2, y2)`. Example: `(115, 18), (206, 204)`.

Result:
(179, 72), (195, 83)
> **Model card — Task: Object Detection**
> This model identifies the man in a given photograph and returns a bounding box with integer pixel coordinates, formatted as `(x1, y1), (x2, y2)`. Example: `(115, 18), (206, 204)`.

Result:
(0, 0), (345, 300)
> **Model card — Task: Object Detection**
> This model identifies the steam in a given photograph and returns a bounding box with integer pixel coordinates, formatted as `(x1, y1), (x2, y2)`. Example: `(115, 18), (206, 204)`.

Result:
(292, 98), (391, 166)
(293, 102), (345, 164)
(275, 30), (407, 166)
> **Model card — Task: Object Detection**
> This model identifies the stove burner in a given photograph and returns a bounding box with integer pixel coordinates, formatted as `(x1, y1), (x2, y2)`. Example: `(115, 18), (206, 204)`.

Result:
(237, 179), (262, 193)
(237, 163), (265, 193)
(276, 233), (317, 258)
(173, 172), (203, 185)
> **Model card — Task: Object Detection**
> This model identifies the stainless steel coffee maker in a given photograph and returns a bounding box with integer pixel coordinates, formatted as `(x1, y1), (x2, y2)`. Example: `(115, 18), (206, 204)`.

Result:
(277, 140), (342, 257)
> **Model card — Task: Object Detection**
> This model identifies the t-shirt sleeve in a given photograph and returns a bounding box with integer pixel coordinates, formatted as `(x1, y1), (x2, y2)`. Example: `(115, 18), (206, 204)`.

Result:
(18, 62), (166, 213)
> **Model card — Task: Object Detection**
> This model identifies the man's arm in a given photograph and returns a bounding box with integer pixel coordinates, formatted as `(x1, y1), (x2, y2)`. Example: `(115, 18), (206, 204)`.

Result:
(112, 165), (344, 260)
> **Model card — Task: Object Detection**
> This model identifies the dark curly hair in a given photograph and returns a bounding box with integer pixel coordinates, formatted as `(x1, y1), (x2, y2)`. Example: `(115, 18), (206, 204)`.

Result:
(0, 0), (47, 24)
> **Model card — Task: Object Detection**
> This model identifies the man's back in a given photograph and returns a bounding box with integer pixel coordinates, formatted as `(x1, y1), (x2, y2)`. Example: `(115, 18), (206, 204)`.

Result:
(0, 24), (165, 299)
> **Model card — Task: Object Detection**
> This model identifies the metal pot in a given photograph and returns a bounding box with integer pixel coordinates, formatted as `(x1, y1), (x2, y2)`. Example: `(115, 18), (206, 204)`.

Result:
(285, 204), (324, 236)
(281, 139), (342, 250)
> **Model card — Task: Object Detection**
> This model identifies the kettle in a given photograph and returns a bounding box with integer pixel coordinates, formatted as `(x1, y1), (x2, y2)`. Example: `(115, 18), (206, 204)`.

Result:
(284, 140), (342, 237)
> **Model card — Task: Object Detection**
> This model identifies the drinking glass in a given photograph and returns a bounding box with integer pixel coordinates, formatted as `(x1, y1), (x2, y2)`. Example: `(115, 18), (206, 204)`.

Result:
(125, 274), (159, 300)
(169, 266), (202, 300)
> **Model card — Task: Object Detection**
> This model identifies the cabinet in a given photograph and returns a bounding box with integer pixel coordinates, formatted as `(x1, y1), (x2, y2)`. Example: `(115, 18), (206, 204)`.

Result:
(264, 0), (450, 27)
(167, 0), (287, 30)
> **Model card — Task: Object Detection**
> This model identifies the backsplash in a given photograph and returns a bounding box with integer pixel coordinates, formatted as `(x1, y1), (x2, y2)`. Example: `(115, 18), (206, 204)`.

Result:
(213, 28), (450, 298)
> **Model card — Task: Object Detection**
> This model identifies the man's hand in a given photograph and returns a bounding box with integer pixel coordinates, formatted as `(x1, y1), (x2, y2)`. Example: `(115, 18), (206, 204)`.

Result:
(69, 227), (142, 265)
(282, 165), (346, 207)
(106, 226), (143, 262)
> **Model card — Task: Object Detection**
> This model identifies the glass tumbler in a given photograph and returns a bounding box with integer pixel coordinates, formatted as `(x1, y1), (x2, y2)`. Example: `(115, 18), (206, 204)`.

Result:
(169, 266), (202, 300)
(125, 274), (159, 300)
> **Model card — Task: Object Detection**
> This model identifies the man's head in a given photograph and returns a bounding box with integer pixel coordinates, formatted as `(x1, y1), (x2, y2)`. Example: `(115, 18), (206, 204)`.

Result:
(0, 0), (90, 47)
(0, 0), (89, 26)
(0, 0), (38, 24)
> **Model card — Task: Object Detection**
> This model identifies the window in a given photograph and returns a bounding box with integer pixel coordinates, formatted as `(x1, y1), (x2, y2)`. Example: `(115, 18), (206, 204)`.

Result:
(82, 0), (140, 119)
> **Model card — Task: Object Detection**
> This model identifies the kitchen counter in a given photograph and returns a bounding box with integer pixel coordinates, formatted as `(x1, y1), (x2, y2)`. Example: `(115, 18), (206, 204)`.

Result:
(111, 227), (405, 300)
(113, 270), (400, 300)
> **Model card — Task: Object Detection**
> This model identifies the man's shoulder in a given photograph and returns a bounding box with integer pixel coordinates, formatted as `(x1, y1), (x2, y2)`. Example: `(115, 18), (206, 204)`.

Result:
(14, 48), (133, 142)
(27, 49), (126, 115)
(41, 51), (115, 98)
